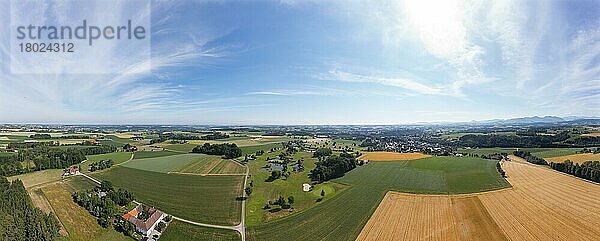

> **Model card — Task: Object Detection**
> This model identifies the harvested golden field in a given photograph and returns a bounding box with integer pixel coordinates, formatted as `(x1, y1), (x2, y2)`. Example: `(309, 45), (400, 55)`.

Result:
(357, 161), (600, 241)
(358, 152), (431, 161)
(115, 134), (134, 138)
(581, 132), (600, 137)
(545, 153), (600, 164)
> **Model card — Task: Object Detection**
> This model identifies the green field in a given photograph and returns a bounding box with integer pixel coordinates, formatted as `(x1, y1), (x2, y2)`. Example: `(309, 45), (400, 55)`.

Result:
(160, 221), (240, 241)
(247, 156), (510, 241)
(91, 166), (244, 225)
(122, 153), (215, 173)
(240, 143), (282, 155)
(245, 151), (347, 225)
(133, 150), (180, 159)
(173, 155), (245, 175)
(81, 152), (132, 172)
(164, 143), (197, 153)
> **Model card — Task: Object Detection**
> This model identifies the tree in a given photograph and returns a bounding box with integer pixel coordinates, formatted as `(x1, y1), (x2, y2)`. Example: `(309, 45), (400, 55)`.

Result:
(313, 148), (332, 158)
(156, 222), (166, 232)
(320, 189), (325, 197)
(245, 187), (252, 196)
(288, 196), (295, 205)
(99, 181), (114, 192)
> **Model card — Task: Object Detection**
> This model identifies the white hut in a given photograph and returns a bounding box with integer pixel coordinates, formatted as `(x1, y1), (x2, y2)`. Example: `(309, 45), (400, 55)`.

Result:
(302, 183), (312, 192)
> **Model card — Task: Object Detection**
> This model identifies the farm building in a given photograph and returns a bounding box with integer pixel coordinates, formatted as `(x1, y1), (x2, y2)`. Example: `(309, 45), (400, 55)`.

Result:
(68, 166), (80, 175)
(303, 183), (312, 192)
(122, 204), (165, 236)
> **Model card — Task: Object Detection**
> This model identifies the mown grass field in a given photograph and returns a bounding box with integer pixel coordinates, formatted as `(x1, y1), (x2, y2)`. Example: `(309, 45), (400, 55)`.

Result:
(121, 153), (204, 173)
(8, 169), (65, 188)
(247, 156), (510, 241)
(133, 150), (180, 159)
(173, 155), (245, 175)
(160, 220), (240, 241)
(91, 166), (244, 225)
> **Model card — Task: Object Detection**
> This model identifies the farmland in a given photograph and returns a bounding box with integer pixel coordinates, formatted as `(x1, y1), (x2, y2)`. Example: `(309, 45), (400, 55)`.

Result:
(160, 220), (241, 241)
(80, 152), (132, 172)
(132, 150), (180, 159)
(173, 155), (245, 175)
(357, 161), (600, 240)
(358, 151), (431, 161)
(121, 153), (204, 173)
(91, 166), (244, 225)
(247, 156), (509, 240)
(120, 153), (244, 175)
(545, 153), (600, 164)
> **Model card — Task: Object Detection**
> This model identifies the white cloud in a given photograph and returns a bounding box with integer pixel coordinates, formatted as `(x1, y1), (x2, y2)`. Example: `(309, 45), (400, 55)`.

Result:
(317, 69), (443, 95)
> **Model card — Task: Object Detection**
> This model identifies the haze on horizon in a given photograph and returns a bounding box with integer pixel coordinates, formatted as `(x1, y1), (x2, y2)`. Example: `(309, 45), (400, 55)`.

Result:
(0, 0), (598, 125)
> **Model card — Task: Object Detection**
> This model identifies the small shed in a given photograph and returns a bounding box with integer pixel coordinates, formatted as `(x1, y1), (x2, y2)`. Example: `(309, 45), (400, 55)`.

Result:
(302, 183), (312, 192)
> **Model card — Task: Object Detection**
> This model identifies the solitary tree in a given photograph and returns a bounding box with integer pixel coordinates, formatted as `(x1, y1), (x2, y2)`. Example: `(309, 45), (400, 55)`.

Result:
(320, 189), (325, 197)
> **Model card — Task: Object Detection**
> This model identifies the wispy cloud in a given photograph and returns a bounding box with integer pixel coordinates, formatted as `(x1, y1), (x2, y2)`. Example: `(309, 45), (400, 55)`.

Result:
(0, 0), (236, 122)
(315, 69), (443, 95)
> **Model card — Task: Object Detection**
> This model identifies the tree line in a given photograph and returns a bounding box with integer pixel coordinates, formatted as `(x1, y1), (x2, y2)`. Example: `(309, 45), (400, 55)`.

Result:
(0, 177), (60, 240)
(159, 132), (230, 141)
(0, 145), (116, 177)
(89, 159), (114, 172)
(459, 132), (571, 148)
(309, 153), (357, 183)
(550, 160), (600, 183)
(192, 143), (242, 159)
(29, 134), (91, 139)
(513, 150), (548, 165)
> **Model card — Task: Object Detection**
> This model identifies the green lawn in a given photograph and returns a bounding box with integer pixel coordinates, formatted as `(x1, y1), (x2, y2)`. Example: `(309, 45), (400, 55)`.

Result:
(91, 166), (244, 225)
(160, 221), (240, 241)
(122, 153), (209, 173)
(247, 156), (510, 241)
(132, 150), (180, 159)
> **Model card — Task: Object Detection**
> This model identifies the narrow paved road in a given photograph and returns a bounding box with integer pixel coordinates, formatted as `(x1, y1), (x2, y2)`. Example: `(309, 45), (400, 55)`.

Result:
(77, 162), (250, 241)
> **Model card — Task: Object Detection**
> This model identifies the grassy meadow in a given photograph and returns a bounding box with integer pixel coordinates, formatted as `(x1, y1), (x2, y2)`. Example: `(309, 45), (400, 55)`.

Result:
(133, 150), (180, 159)
(91, 166), (244, 225)
(160, 221), (240, 241)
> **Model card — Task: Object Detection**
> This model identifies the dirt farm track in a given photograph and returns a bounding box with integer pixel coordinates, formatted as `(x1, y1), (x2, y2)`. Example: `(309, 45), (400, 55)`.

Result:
(357, 161), (600, 241)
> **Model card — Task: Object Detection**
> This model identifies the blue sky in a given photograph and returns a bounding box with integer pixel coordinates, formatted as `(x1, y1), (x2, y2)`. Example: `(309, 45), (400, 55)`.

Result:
(0, 0), (598, 124)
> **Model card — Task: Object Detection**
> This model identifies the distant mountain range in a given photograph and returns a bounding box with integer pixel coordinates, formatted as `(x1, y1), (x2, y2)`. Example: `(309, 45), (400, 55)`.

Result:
(475, 116), (600, 125)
